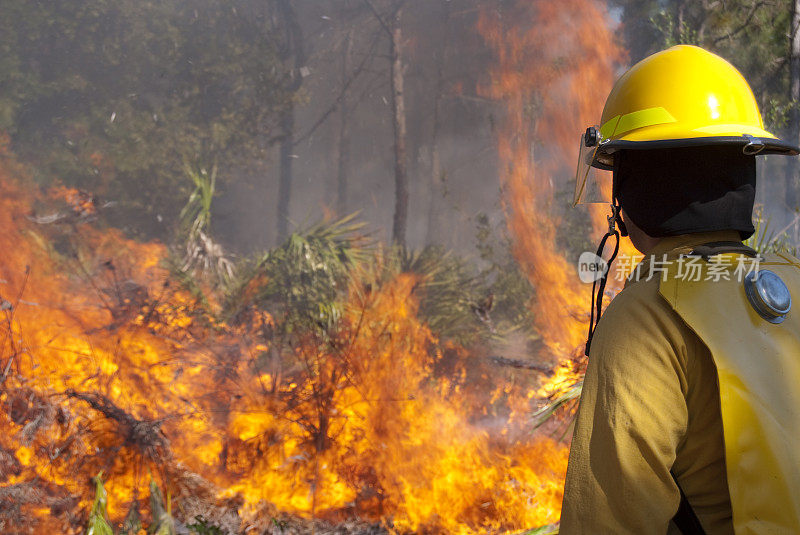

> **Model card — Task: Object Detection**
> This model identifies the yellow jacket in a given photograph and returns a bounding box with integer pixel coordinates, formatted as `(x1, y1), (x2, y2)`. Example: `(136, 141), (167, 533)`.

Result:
(561, 231), (800, 534)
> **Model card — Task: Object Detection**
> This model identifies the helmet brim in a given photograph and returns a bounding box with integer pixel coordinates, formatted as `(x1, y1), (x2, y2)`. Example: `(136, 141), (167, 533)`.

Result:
(594, 136), (800, 170)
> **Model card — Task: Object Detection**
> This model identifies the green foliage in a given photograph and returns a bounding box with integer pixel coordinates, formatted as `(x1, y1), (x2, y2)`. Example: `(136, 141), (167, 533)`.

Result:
(473, 213), (538, 334)
(84, 475), (227, 534)
(746, 207), (798, 255)
(121, 502), (143, 535)
(611, 0), (792, 133)
(272, 518), (290, 531)
(518, 524), (560, 535)
(402, 245), (486, 342)
(85, 473), (114, 535)
(0, 0), (291, 239)
(187, 515), (226, 535)
(551, 188), (596, 272)
(180, 161), (218, 237)
(650, 10), (700, 48)
(177, 161), (235, 287)
(762, 97), (793, 132)
(204, 212), (538, 348)
(223, 214), (367, 333)
(531, 383), (583, 431)
(148, 478), (176, 535)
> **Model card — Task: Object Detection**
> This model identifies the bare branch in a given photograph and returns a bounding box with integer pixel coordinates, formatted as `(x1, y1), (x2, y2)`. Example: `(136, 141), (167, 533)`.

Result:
(711, 0), (767, 45)
(489, 355), (553, 374)
(293, 28), (383, 146)
(362, 0), (392, 36)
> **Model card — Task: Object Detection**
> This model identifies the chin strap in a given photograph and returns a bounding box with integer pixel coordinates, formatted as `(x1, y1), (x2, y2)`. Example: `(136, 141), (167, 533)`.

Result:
(584, 202), (622, 356)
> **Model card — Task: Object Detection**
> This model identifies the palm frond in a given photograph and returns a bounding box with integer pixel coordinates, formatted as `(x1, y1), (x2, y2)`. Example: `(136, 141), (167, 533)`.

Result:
(85, 473), (114, 535)
(531, 383), (583, 430)
(515, 523), (559, 535)
(747, 207), (798, 255)
(176, 160), (235, 287)
(222, 213), (368, 331)
(148, 478), (177, 535)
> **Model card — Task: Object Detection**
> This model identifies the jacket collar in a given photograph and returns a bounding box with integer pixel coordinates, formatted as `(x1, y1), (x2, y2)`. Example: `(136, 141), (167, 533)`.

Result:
(626, 230), (743, 286)
(646, 230), (743, 257)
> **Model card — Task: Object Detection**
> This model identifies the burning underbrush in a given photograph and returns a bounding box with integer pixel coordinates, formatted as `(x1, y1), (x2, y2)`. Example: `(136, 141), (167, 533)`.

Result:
(0, 0), (637, 530)
(0, 139), (581, 533)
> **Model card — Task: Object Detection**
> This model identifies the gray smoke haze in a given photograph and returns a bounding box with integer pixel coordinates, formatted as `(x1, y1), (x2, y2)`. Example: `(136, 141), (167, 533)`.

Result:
(212, 1), (800, 260)
(756, 158), (800, 249)
(213, 1), (507, 255)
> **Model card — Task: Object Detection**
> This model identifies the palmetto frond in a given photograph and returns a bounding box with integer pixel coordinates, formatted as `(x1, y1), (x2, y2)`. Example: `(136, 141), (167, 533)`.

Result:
(177, 160), (236, 287)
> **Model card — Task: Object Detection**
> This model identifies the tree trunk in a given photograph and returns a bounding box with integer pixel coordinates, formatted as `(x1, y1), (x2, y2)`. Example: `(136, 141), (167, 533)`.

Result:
(274, 0), (305, 243)
(277, 108), (294, 242)
(425, 102), (443, 245)
(787, 0), (800, 210)
(336, 29), (353, 216)
(390, 7), (408, 247)
(425, 1), (450, 246)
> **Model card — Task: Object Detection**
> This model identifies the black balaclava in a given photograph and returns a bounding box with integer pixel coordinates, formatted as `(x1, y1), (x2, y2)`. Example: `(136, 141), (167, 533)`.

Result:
(614, 146), (757, 240)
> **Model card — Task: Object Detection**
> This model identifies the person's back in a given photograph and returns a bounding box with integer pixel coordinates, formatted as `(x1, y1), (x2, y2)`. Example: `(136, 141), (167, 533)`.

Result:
(561, 45), (800, 533)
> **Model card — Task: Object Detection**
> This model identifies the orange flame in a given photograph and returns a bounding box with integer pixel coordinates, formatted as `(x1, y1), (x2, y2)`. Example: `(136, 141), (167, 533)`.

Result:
(0, 3), (639, 532)
(478, 0), (627, 358)
(0, 144), (568, 532)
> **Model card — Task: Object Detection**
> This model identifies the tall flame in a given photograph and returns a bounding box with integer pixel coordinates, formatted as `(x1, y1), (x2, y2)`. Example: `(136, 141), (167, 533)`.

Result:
(479, 0), (627, 358)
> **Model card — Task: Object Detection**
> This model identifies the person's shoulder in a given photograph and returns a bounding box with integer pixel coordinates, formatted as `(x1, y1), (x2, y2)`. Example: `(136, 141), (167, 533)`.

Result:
(600, 277), (673, 326)
(591, 276), (696, 363)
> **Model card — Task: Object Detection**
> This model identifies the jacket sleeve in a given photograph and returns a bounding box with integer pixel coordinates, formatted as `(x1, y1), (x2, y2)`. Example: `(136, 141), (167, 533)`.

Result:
(559, 280), (689, 534)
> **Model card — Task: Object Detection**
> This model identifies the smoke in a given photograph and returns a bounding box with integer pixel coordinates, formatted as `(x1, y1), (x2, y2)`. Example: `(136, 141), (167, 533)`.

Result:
(212, 1), (506, 253)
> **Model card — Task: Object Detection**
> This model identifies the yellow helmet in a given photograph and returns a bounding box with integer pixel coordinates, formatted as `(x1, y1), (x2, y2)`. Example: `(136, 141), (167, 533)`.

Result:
(575, 45), (798, 204)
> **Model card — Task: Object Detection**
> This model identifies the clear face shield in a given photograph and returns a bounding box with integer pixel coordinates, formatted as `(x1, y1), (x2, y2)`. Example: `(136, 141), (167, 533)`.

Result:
(574, 126), (622, 357)
(573, 126), (613, 206)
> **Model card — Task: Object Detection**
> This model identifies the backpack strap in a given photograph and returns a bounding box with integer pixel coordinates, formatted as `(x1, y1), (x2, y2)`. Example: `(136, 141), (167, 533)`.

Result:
(688, 240), (757, 261)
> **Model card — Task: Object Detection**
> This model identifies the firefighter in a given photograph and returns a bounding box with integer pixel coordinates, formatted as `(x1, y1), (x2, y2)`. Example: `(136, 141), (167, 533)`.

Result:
(561, 45), (800, 534)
